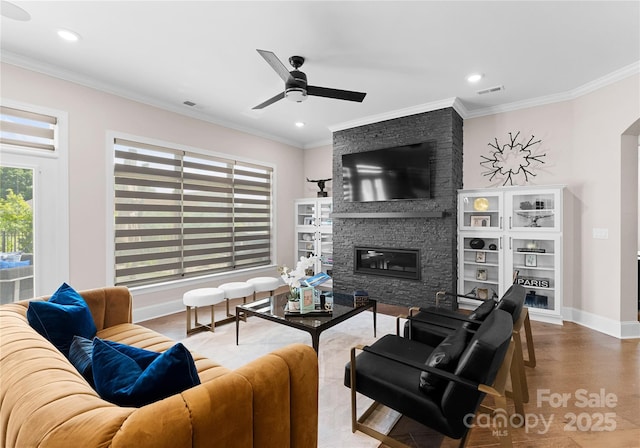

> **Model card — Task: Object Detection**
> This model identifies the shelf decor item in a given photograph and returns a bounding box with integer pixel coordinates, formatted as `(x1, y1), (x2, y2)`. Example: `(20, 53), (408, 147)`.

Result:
(470, 215), (491, 227)
(476, 269), (488, 281)
(516, 277), (550, 288)
(469, 238), (485, 249)
(473, 197), (489, 211)
(525, 291), (548, 308)
(306, 177), (331, 198)
(525, 254), (537, 267)
(475, 251), (486, 263)
(353, 290), (369, 307)
(299, 286), (315, 314)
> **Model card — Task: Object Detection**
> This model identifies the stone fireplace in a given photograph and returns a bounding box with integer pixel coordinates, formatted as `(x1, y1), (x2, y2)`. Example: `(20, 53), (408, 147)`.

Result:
(331, 107), (463, 309)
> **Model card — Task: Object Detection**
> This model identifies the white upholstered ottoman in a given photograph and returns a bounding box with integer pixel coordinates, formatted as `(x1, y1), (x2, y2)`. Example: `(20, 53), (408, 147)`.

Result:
(182, 287), (225, 334)
(246, 276), (286, 301)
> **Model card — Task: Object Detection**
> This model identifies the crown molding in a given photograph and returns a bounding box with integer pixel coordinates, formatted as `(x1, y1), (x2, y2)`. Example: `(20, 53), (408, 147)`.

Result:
(328, 97), (462, 133)
(464, 61), (640, 119)
(0, 51), (305, 149)
(303, 138), (333, 150)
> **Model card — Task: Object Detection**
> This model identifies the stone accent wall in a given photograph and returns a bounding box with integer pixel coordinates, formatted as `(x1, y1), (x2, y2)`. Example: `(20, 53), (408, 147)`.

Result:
(332, 107), (463, 308)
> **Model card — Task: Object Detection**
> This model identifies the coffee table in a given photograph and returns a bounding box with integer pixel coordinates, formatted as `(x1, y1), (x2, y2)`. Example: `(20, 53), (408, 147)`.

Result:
(235, 291), (376, 353)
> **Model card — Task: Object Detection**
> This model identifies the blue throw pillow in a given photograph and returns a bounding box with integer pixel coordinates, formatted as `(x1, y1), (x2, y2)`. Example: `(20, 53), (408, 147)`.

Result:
(69, 335), (95, 386)
(27, 282), (97, 356)
(92, 338), (201, 407)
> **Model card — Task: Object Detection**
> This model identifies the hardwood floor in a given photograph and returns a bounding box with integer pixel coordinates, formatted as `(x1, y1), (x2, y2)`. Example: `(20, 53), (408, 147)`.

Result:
(142, 304), (640, 448)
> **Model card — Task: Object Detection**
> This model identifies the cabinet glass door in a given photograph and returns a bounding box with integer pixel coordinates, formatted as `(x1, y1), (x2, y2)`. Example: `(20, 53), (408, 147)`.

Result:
(319, 232), (333, 275)
(459, 235), (502, 302)
(296, 202), (316, 226)
(508, 189), (560, 232)
(510, 235), (559, 313)
(296, 230), (316, 261)
(459, 191), (502, 231)
(318, 199), (333, 227)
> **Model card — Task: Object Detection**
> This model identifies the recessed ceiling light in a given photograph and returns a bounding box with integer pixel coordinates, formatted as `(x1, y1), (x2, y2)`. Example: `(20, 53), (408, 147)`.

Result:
(57, 29), (80, 42)
(467, 73), (483, 83)
(295, 122), (305, 128)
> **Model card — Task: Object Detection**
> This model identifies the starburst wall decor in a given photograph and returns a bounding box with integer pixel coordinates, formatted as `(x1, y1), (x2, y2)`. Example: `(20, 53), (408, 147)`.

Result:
(480, 131), (547, 186)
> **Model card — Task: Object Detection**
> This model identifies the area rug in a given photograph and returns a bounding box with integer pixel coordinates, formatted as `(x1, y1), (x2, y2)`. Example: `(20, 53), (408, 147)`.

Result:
(180, 310), (401, 448)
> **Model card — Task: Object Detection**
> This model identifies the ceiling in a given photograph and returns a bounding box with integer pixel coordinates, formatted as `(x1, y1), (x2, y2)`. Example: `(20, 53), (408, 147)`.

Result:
(1, 1), (639, 149)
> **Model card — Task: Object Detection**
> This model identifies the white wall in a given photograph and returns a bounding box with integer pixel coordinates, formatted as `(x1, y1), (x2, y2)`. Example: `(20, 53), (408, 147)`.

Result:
(1, 62), (305, 320)
(464, 74), (640, 337)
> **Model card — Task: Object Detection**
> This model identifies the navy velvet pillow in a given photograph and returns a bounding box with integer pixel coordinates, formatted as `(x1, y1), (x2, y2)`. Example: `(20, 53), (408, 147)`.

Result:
(69, 335), (95, 386)
(92, 338), (201, 407)
(27, 282), (97, 356)
(419, 328), (469, 397)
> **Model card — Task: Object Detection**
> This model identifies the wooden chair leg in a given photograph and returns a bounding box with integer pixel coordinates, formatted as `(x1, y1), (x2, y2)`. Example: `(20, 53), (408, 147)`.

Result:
(477, 340), (515, 448)
(511, 329), (529, 403)
(494, 395), (514, 448)
(508, 352), (526, 420)
(523, 310), (537, 368)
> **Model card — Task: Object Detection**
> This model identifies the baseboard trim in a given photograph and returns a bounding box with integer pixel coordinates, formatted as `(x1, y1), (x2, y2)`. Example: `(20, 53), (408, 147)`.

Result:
(456, 303), (639, 339)
(563, 307), (640, 339)
(134, 299), (184, 324)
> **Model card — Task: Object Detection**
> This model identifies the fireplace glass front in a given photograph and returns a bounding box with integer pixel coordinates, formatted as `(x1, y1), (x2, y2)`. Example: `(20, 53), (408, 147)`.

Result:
(354, 247), (420, 280)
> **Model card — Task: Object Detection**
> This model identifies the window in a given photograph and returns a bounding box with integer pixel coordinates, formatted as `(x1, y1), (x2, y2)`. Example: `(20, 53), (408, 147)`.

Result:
(0, 106), (58, 151)
(0, 100), (69, 301)
(113, 138), (273, 287)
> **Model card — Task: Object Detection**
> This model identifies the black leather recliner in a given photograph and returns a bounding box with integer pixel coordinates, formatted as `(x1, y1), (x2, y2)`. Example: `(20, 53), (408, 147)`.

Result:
(345, 309), (514, 448)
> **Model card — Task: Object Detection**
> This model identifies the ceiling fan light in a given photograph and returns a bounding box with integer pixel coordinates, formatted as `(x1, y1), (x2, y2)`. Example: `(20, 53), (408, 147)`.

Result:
(285, 88), (307, 103)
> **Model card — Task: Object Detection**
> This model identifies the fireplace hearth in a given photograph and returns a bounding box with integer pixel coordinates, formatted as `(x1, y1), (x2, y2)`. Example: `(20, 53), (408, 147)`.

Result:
(354, 247), (420, 280)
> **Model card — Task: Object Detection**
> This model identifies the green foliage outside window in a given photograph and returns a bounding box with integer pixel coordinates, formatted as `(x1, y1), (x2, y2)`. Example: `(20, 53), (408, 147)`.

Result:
(0, 168), (33, 253)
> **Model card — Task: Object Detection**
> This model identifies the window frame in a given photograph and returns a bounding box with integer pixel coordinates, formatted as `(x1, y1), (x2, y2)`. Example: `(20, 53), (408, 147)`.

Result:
(0, 99), (69, 298)
(107, 132), (276, 290)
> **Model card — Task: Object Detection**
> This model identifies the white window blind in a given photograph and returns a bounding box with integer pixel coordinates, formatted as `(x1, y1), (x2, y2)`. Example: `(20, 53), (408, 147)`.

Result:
(114, 138), (272, 286)
(0, 106), (57, 151)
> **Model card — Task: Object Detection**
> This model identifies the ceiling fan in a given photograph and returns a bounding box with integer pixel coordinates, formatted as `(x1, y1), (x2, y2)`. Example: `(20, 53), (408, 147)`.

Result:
(252, 49), (367, 110)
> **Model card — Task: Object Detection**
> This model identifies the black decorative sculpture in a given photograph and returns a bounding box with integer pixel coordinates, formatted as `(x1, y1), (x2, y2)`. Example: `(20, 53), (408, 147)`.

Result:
(480, 131), (547, 186)
(306, 177), (331, 197)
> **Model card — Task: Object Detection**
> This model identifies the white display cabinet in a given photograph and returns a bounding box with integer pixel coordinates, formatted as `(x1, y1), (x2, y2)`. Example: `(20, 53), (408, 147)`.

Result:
(294, 198), (333, 275)
(458, 186), (565, 324)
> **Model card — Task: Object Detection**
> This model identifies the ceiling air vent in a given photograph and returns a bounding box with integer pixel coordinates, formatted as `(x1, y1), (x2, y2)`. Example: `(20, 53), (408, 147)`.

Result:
(183, 100), (197, 107)
(477, 85), (504, 95)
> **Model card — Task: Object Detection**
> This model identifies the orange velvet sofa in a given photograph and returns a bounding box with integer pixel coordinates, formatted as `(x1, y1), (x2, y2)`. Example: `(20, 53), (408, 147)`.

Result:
(0, 286), (318, 448)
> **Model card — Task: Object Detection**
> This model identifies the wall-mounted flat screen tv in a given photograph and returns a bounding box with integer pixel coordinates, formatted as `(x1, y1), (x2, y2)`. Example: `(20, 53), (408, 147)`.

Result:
(342, 142), (431, 202)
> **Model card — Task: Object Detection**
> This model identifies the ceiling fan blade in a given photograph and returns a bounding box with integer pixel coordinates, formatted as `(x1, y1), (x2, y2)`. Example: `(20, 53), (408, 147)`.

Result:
(307, 85), (366, 102)
(252, 91), (285, 110)
(256, 49), (292, 83)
